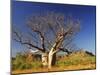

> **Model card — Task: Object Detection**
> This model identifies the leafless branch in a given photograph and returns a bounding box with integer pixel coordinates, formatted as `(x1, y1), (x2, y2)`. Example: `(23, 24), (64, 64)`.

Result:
(13, 12), (80, 54)
(13, 30), (45, 52)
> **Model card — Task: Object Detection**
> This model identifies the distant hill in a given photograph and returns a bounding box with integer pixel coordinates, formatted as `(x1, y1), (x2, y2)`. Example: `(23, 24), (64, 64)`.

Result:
(57, 49), (96, 69)
(68, 50), (95, 57)
(57, 49), (95, 59)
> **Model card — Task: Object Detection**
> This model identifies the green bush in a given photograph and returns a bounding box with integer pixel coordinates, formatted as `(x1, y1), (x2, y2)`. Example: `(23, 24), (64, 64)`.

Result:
(18, 63), (32, 70)
(31, 62), (42, 68)
(12, 53), (43, 70)
(56, 56), (96, 67)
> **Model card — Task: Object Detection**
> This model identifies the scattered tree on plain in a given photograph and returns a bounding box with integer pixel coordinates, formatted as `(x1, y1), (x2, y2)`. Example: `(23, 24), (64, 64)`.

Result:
(13, 12), (80, 69)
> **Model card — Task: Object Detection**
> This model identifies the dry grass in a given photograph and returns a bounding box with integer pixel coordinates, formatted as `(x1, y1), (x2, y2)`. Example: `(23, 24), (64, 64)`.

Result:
(12, 63), (95, 74)
(12, 50), (96, 74)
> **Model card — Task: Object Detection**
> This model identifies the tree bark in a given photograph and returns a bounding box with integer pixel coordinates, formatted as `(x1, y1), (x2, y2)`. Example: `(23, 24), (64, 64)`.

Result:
(48, 51), (56, 69)
(48, 52), (53, 69)
(51, 53), (56, 66)
(42, 52), (48, 67)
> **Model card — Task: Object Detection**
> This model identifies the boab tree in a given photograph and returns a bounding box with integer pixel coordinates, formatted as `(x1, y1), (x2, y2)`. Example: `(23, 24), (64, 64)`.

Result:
(12, 12), (80, 69)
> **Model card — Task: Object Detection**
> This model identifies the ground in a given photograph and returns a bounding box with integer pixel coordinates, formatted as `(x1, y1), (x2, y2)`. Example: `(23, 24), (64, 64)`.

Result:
(11, 50), (96, 74)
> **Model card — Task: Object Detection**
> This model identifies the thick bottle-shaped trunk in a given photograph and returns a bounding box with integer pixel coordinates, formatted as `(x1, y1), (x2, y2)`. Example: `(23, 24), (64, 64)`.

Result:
(42, 52), (48, 67)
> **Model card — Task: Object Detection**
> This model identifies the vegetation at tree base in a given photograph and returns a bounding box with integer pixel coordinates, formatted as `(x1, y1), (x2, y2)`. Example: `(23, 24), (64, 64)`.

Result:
(11, 50), (96, 74)
(12, 52), (42, 70)
(56, 50), (95, 67)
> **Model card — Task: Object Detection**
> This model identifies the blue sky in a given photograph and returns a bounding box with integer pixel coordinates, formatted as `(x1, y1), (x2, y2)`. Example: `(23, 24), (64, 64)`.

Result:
(12, 1), (96, 56)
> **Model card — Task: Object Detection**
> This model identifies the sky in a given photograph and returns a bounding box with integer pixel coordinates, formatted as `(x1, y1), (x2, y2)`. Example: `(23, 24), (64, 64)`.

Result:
(11, 1), (96, 57)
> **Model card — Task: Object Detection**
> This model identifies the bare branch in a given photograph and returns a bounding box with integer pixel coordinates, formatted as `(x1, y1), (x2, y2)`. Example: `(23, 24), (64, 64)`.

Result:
(13, 30), (45, 52)
(13, 12), (80, 54)
(33, 30), (46, 51)
(59, 47), (72, 54)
